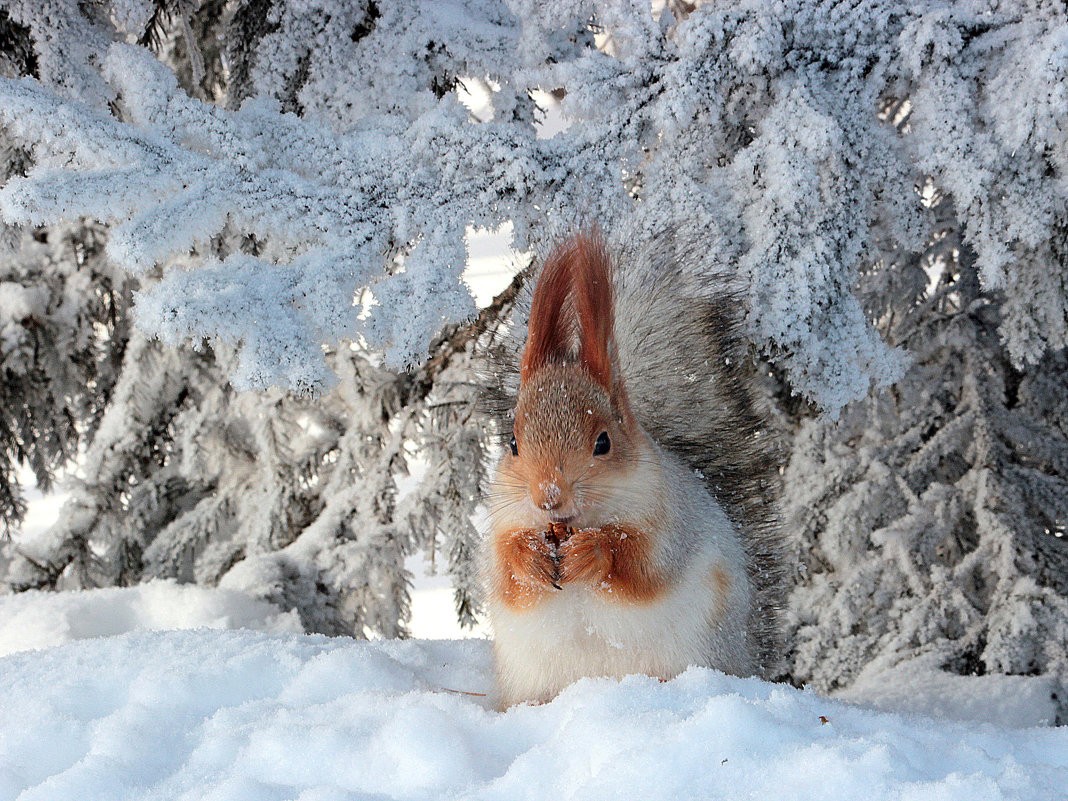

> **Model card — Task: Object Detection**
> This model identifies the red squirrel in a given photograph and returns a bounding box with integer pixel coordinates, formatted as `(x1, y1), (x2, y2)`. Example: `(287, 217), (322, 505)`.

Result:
(483, 230), (783, 708)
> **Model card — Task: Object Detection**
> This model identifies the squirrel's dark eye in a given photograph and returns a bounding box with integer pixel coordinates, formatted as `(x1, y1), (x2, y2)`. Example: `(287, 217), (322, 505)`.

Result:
(509, 435), (518, 457)
(593, 431), (611, 456)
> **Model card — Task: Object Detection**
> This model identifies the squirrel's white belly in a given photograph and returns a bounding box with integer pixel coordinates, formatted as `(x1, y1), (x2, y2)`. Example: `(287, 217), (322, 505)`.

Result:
(490, 546), (750, 707)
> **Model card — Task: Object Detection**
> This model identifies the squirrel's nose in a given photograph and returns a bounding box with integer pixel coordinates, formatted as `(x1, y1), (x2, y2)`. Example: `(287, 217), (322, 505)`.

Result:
(532, 476), (572, 513)
(534, 480), (562, 510)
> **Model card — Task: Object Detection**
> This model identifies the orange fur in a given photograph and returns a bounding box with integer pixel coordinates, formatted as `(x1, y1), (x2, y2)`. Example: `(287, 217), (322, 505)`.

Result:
(571, 231), (615, 392)
(520, 242), (574, 384)
(709, 564), (732, 621)
(500, 231), (663, 613)
(523, 453), (577, 513)
(519, 230), (619, 394)
(492, 522), (668, 610)
(507, 363), (636, 522)
(494, 527), (559, 611)
(559, 524), (667, 603)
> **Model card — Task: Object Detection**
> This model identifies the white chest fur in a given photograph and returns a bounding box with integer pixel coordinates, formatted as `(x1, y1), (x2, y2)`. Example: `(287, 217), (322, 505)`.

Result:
(485, 439), (754, 708)
(488, 511), (752, 707)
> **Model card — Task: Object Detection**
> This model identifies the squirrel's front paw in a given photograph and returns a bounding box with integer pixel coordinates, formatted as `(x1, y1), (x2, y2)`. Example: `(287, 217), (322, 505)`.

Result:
(558, 528), (612, 586)
(494, 528), (562, 609)
(560, 524), (665, 603)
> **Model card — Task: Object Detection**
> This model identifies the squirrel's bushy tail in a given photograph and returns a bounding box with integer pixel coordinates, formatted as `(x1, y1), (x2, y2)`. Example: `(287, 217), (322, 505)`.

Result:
(613, 231), (785, 677)
(484, 228), (786, 677)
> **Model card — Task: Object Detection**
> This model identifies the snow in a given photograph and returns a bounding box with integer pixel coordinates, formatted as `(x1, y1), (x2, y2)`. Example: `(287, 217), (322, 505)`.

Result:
(0, 484), (1065, 797)
(9, 467), (66, 544)
(0, 582), (301, 658)
(405, 554), (489, 641)
(17, 1), (1066, 410)
(0, 621), (1065, 801)
(0, 282), (43, 323)
(838, 657), (1059, 730)
(0, 580), (1064, 800)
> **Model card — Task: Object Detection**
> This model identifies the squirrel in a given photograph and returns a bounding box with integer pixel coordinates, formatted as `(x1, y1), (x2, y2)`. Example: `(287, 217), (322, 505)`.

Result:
(482, 229), (784, 709)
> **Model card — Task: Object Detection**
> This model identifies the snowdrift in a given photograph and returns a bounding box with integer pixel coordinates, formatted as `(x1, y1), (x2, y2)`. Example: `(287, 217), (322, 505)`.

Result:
(2, 626), (1065, 801)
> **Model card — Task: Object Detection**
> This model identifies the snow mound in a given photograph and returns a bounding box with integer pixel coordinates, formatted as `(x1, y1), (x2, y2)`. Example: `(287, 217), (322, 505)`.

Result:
(837, 657), (1059, 729)
(1, 630), (1065, 801)
(0, 581), (301, 657)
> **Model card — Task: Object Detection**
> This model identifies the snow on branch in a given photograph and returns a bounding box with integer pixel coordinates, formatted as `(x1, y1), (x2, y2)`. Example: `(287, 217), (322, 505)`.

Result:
(1, 1), (1067, 411)
(0, 44), (491, 390)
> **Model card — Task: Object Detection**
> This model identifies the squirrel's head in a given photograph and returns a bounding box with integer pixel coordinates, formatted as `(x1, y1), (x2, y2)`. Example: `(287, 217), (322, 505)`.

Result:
(497, 231), (646, 527)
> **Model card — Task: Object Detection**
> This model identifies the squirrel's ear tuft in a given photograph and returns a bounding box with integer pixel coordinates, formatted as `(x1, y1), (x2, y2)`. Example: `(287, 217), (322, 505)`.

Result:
(520, 229), (616, 391)
(520, 239), (574, 384)
(572, 230), (615, 392)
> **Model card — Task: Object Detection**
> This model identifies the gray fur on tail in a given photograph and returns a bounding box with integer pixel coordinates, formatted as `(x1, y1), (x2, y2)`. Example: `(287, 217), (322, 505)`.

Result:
(481, 228), (787, 677)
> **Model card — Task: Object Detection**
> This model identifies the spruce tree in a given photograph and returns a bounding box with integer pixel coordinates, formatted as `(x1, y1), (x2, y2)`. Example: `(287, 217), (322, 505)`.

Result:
(0, 1), (1064, 715)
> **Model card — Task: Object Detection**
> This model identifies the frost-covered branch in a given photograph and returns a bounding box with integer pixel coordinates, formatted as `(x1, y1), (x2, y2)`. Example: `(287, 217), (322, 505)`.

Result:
(6, 2), (1064, 409)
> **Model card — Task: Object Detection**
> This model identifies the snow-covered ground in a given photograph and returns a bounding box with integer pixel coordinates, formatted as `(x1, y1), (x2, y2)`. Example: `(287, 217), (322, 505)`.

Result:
(405, 553), (488, 641)
(2, 494), (1066, 799)
(0, 582), (1065, 801)
(0, 614), (1063, 801)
